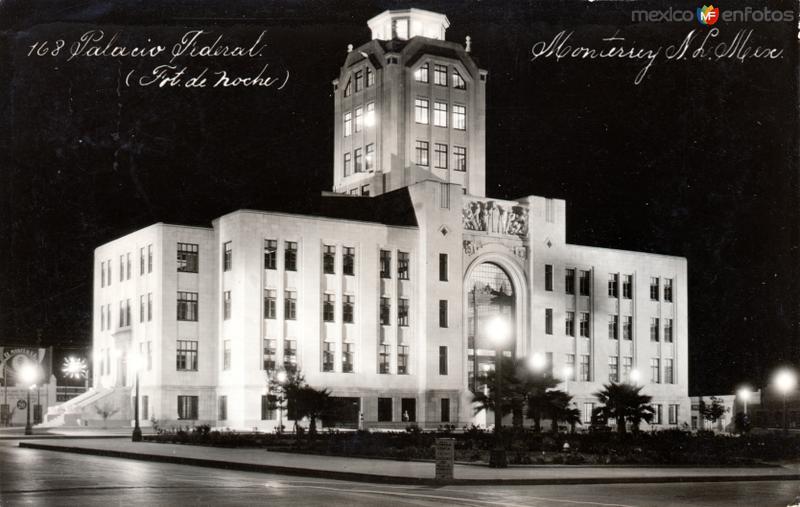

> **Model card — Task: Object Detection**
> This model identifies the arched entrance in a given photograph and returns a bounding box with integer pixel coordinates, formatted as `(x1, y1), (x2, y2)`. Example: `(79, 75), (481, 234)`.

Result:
(466, 262), (516, 391)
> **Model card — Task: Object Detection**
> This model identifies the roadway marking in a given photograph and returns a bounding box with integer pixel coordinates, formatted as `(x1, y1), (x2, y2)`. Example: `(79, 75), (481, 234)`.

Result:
(268, 484), (639, 507)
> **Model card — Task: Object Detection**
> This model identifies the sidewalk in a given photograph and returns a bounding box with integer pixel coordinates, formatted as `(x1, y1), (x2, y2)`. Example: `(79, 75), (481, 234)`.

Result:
(0, 427), (142, 440)
(18, 438), (800, 486)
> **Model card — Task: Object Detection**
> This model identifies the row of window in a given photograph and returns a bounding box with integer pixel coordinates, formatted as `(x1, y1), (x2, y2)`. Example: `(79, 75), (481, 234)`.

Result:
(544, 266), (675, 302)
(343, 144), (375, 176)
(580, 402), (680, 425)
(413, 98), (467, 130)
(414, 62), (466, 90)
(545, 310), (675, 343)
(342, 66), (374, 97)
(343, 102), (376, 137)
(413, 141), (467, 171)
(561, 354), (675, 384)
(99, 245), (154, 287)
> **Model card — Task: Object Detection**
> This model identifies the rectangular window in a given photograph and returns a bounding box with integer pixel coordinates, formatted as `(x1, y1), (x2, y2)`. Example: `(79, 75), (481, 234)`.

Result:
(433, 64), (447, 86)
(323, 245), (335, 274)
(263, 239), (277, 269)
(650, 317), (660, 342)
(342, 343), (354, 373)
(323, 293), (335, 322)
(125, 299), (131, 326)
(100, 260), (106, 288)
(177, 243), (199, 273)
(398, 299), (409, 327)
(264, 289), (277, 319)
(439, 300), (448, 328)
(434, 143), (448, 169)
(284, 290), (297, 320)
(579, 312), (590, 338)
(106, 303), (111, 330)
(441, 398), (450, 422)
(439, 253), (448, 281)
(452, 69), (466, 89)
(665, 358), (674, 384)
(608, 273), (618, 297)
(609, 356), (619, 383)
(139, 295), (145, 323)
(650, 358), (660, 384)
(218, 396), (227, 420)
(579, 270), (591, 296)
(284, 339), (297, 372)
(669, 404), (679, 424)
(323, 342), (335, 372)
(579, 355), (590, 381)
(544, 264), (553, 291)
(608, 315), (619, 340)
(344, 152), (352, 176)
(379, 344), (391, 374)
(223, 291), (231, 320)
(343, 295), (354, 323)
(100, 305), (105, 331)
(433, 101), (448, 127)
(415, 140), (429, 166)
(378, 397), (393, 421)
(397, 251), (410, 280)
(664, 278), (673, 302)
(120, 255), (124, 282)
(452, 104), (466, 130)
(146, 245), (153, 273)
(177, 292), (198, 321)
(354, 147), (363, 172)
(376, 297), (390, 326)
(365, 143), (375, 171)
(622, 275), (633, 299)
(565, 311), (575, 336)
(285, 242), (297, 271)
(366, 67), (374, 87)
(414, 98), (429, 124)
(650, 277), (660, 301)
(654, 404), (663, 425)
(176, 340), (198, 371)
(263, 339), (276, 371)
(343, 247), (355, 276)
(126, 253), (131, 279)
(452, 146), (466, 171)
(261, 395), (276, 421)
(622, 356), (633, 382)
(438, 345), (448, 375)
(583, 403), (594, 424)
(223, 340), (231, 370)
(343, 111), (352, 136)
(565, 268), (575, 295)
(141, 395), (149, 420)
(146, 341), (152, 370)
(664, 318), (673, 343)
(545, 308), (553, 335)
(380, 250), (391, 279)
(414, 62), (429, 83)
(354, 70), (363, 92)
(220, 242), (231, 271)
(398, 345), (409, 375)
(177, 395), (198, 420)
(623, 316), (633, 340)
(140, 248), (145, 275)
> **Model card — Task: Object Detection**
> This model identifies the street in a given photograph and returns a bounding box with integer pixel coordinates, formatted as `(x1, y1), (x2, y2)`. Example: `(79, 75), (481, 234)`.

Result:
(0, 440), (798, 506)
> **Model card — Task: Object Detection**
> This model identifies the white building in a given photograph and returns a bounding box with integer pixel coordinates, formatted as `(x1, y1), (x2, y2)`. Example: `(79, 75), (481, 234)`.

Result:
(78, 9), (690, 430)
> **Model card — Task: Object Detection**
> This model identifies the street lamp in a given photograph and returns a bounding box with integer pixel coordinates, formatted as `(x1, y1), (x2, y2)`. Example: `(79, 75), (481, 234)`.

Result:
(774, 369), (797, 434)
(737, 387), (752, 416)
(629, 369), (641, 385)
(130, 352), (142, 442)
(275, 370), (288, 434)
(562, 366), (574, 393)
(528, 352), (546, 373)
(485, 315), (510, 469)
(19, 363), (38, 435)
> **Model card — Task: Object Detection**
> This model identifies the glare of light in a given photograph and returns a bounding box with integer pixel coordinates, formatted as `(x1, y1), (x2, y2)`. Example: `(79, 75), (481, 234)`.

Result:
(528, 352), (546, 372)
(19, 363), (38, 386)
(276, 370), (288, 384)
(629, 369), (641, 384)
(737, 386), (751, 402)
(774, 369), (797, 395)
(365, 110), (376, 127)
(129, 352), (142, 373)
(62, 356), (88, 380)
(562, 365), (574, 380)
(485, 316), (511, 346)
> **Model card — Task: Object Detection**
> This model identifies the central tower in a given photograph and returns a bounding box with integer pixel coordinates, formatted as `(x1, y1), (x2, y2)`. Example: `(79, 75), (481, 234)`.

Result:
(332, 8), (487, 198)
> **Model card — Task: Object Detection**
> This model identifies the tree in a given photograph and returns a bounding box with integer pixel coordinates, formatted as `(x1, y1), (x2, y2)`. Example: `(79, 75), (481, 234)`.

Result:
(544, 390), (581, 434)
(594, 383), (655, 436)
(699, 396), (727, 428)
(267, 369), (343, 439)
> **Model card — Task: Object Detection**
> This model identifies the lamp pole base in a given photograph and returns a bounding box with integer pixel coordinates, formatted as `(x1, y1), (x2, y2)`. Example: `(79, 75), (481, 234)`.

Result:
(489, 448), (507, 468)
(24, 424), (33, 435)
(132, 426), (143, 442)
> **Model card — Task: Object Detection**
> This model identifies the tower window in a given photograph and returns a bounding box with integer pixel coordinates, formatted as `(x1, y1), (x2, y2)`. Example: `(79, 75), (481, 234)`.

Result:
(397, 251), (410, 280)
(380, 250), (391, 279)
(434, 143), (448, 169)
(343, 295), (355, 323)
(343, 246), (355, 275)
(453, 146), (466, 171)
(452, 105), (466, 130)
(285, 242), (297, 271)
(354, 70), (364, 92)
(434, 64), (447, 86)
(366, 67), (374, 87)
(415, 141), (429, 166)
(380, 298), (390, 326)
(323, 245), (335, 274)
(354, 148), (363, 173)
(343, 78), (352, 97)
(414, 63), (429, 83)
(365, 143), (375, 171)
(354, 107), (363, 133)
(452, 69), (466, 89)
(264, 239), (277, 269)
(414, 98), (429, 124)
(343, 111), (352, 137)
(433, 101), (448, 127)
(344, 152), (352, 177)
(284, 290), (297, 320)
(323, 294), (335, 322)
(177, 243), (199, 273)
(365, 102), (375, 127)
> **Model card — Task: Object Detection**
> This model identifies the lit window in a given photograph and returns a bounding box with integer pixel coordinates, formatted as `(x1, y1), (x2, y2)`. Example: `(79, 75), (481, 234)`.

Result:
(583, 403), (594, 424)
(434, 64), (447, 86)
(433, 101), (447, 127)
(665, 359), (674, 384)
(284, 339), (297, 372)
(452, 69), (466, 89)
(354, 70), (363, 92)
(343, 111), (352, 137)
(365, 143), (375, 171)
(579, 355), (590, 381)
(414, 63), (429, 83)
(415, 140), (429, 166)
(609, 356), (619, 383)
(622, 357), (633, 381)
(365, 102), (375, 127)
(452, 146), (466, 171)
(452, 104), (466, 130)
(434, 143), (447, 169)
(650, 358), (660, 383)
(414, 98), (429, 124)
(342, 343), (354, 372)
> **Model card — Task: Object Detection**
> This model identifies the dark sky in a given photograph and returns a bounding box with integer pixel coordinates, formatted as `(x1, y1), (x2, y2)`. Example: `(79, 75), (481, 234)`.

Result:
(0, 0), (797, 393)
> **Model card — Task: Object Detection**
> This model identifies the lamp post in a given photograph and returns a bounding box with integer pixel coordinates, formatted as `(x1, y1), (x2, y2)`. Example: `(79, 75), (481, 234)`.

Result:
(629, 369), (641, 385)
(486, 315), (510, 468)
(276, 370), (288, 434)
(19, 364), (38, 435)
(131, 353), (142, 442)
(737, 387), (751, 416)
(562, 366), (574, 393)
(774, 369), (797, 434)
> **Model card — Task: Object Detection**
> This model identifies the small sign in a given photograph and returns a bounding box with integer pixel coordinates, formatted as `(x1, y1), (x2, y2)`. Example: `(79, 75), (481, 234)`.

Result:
(435, 438), (455, 481)
(16, 399), (27, 410)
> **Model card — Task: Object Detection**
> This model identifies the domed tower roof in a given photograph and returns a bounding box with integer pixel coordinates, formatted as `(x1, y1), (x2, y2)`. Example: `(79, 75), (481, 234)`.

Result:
(367, 8), (450, 41)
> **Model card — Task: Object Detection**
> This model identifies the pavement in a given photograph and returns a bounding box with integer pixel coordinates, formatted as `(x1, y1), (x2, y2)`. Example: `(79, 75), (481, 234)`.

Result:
(17, 437), (800, 486)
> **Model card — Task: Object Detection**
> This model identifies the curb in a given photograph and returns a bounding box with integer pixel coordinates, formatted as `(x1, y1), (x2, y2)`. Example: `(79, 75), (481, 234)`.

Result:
(1, 435), (130, 441)
(18, 442), (800, 486)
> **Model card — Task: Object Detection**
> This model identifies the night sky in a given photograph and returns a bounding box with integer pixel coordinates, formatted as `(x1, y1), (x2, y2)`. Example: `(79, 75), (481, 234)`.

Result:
(0, 0), (797, 393)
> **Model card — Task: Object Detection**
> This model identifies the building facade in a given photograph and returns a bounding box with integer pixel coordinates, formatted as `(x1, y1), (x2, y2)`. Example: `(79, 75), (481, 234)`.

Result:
(85, 9), (690, 430)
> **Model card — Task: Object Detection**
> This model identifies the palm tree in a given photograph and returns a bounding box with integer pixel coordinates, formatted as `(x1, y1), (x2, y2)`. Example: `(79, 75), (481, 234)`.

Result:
(594, 382), (655, 436)
(544, 390), (581, 434)
(471, 356), (519, 426)
(523, 371), (559, 432)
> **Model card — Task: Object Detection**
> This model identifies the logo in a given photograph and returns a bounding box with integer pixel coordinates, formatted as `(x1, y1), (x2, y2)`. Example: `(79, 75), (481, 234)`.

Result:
(697, 5), (720, 25)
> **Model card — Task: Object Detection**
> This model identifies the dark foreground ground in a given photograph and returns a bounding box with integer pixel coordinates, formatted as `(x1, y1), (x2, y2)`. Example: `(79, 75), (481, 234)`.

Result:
(0, 440), (798, 506)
